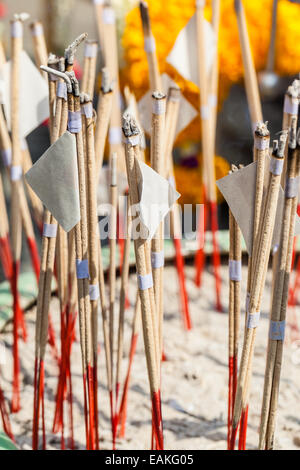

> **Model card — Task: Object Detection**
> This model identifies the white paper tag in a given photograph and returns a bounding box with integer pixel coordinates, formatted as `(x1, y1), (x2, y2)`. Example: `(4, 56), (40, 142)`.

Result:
(89, 284), (100, 300)
(76, 259), (89, 279)
(85, 43), (98, 58)
(68, 111), (82, 133)
(25, 131), (80, 232)
(269, 320), (285, 340)
(144, 36), (156, 53)
(247, 311), (260, 329)
(285, 177), (299, 198)
(109, 126), (122, 145)
(43, 223), (58, 238)
(151, 251), (164, 268)
(270, 157), (284, 176)
(284, 95), (299, 115)
(2, 51), (49, 138)
(11, 165), (22, 181)
(103, 8), (115, 24)
(1, 148), (12, 167)
(152, 99), (166, 115)
(166, 15), (216, 86)
(229, 259), (242, 281)
(56, 81), (67, 101)
(254, 137), (269, 150)
(31, 24), (43, 36)
(11, 22), (23, 38)
(82, 102), (93, 119)
(137, 273), (153, 290)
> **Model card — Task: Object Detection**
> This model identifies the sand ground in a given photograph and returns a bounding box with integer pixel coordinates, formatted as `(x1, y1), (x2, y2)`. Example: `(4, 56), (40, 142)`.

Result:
(1, 264), (300, 450)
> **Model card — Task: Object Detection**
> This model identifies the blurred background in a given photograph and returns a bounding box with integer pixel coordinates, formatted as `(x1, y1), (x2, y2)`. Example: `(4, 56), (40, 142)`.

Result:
(1, 0), (300, 219)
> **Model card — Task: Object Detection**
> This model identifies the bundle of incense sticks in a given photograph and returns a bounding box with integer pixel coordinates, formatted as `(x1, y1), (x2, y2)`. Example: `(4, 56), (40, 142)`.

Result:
(228, 128), (288, 450)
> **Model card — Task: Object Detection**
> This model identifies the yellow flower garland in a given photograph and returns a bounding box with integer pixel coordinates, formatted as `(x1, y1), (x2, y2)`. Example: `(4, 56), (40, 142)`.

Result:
(120, 0), (300, 203)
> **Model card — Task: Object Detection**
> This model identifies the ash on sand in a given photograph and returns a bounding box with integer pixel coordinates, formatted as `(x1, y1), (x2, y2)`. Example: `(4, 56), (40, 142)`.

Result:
(2, 266), (300, 450)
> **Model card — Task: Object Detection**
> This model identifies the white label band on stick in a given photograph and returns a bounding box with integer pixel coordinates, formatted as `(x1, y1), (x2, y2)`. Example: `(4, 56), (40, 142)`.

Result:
(151, 251), (164, 269)
(82, 102), (93, 119)
(56, 82), (67, 101)
(285, 177), (299, 198)
(229, 259), (242, 281)
(11, 22), (23, 38)
(208, 94), (217, 108)
(11, 165), (22, 181)
(152, 99), (166, 115)
(85, 43), (98, 58)
(137, 273), (153, 290)
(200, 105), (210, 120)
(124, 134), (140, 147)
(254, 137), (269, 150)
(284, 95), (299, 115)
(144, 36), (156, 53)
(43, 223), (57, 238)
(270, 157), (284, 176)
(109, 126), (122, 145)
(269, 320), (285, 340)
(31, 24), (43, 36)
(93, 0), (104, 3)
(103, 8), (115, 24)
(76, 259), (89, 279)
(68, 111), (82, 133)
(89, 284), (100, 300)
(247, 311), (260, 329)
(2, 148), (12, 167)
(168, 175), (176, 188)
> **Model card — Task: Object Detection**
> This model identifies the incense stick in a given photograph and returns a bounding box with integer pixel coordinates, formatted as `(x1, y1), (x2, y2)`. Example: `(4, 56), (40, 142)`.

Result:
(139, 1), (162, 92)
(122, 112), (163, 449)
(234, 0), (263, 128)
(29, 21), (48, 80)
(95, 68), (114, 177)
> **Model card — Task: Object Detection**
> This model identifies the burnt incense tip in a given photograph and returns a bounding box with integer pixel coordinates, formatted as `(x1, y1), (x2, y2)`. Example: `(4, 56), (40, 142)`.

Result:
(277, 132), (288, 158)
(152, 91), (166, 100)
(272, 140), (279, 154)
(255, 121), (269, 137)
(80, 92), (91, 103)
(65, 32), (88, 65)
(168, 86), (181, 102)
(122, 112), (140, 138)
(139, 1), (151, 34)
(231, 164), (238, 172)
(48, 53), (59, 66)
(287, 84), (299, 99)
(234, 0), (241, 14)
(296, 128), (300, 147)
(289, 117), (297, 149)
(101, 68), (114, 93)
(13, 12), (30, 22)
